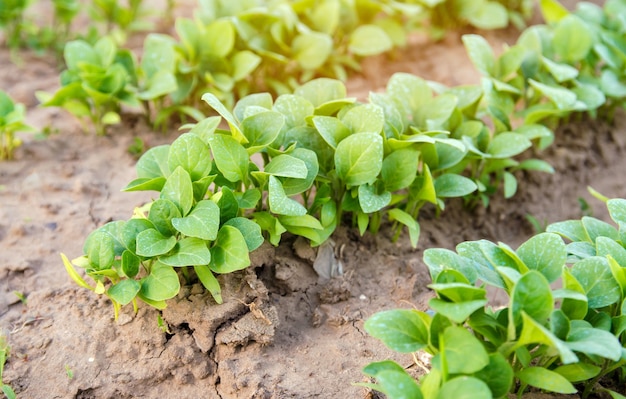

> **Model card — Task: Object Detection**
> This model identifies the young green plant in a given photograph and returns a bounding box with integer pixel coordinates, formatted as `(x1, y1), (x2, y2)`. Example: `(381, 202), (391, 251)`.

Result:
(363, 196), (626, 398)
(37, 36), (139, 135)
(0, 90), (32, 160)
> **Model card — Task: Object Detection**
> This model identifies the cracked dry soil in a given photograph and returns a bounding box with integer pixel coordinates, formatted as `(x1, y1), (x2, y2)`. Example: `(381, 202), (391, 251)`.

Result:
(2, 2), (625, 397)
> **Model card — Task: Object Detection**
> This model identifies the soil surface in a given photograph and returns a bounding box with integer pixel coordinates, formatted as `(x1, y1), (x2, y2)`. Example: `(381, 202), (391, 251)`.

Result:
(1, 1), (621, 398)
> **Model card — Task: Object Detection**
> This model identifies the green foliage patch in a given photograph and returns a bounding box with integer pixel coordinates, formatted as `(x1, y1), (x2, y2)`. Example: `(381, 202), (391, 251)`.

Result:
(363, 196), (626, 398)
(0, 90), (32, 160)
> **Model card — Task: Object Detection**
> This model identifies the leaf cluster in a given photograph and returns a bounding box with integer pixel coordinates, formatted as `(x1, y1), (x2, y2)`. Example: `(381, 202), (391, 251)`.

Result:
(63, 127), (266, 316)
(0, 90), (32, 160)
(36, 36), (140, 136)
(38, 0), (534, 134)
(363, 196), (626, 398)
(464, 0), (626, 129)
(64, 68), (556, 314)
(0, 334), (16, 399)
(0, 0), (152, 57)
(427, 0), (534, 36)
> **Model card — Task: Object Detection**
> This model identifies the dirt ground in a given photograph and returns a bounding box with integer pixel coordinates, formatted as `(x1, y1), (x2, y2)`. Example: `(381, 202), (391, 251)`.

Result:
(1, 1), (622, 398)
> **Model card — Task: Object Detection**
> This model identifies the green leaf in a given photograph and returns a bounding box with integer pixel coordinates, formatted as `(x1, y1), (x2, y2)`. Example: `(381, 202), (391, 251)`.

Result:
(430, 139), (467, 171)
(209, 225), (250, 274)
(561, 268), (588, 320)
(281, 148), (319, 195)
(341, 104), (385, 135)
(429, 283), (486, 303)
(139, 262), (180, 301)
(503, 171), (517, 199)
(85, 230), (115, 270)
(268, 175), (307, 216)
(434, 174), (477, 198)
(312, 116), (351, 149)
(135, 228), (177, 257)
(488, 132), (532, 159)
(141, 34), (176, 78)
(566, 327), (622, 361)
(571, 256), (621, 308)
(61, 254), (93, 290)
(606, 391), (626, 399)
(236, 188), (262, 209)
(429, 298), (487, 324)
(349, 24), (392, 56)
(234, 93), (273, 121)
(573, 82), (606, 111)
(387, 73), (432, 120)
(554, 363), (601, 382)
(424, 248), (478, 283)
(529, 79), (577, 110)
(412, 163), (437, 204)
(582, 216), (619, 242)
(206, 19), (234, 58)
(2, 384), (16, 399)
(279, 214), (324, 244)
(215, 186), (239, 225)
(547, 220), (590, 242)
(107, 279), (141, 306)
(382, 148), (418, 192)
(231, 50), (262, 81)
(387, 208), (420, 248)
(135, 145), (171, 179)
(202, 93), (245, 142)
(437, 377), (492, 399)
(121, 250), (140, 278)
(598, 237), (626, 267)
(172, 200), (220, 241)
(148, 198), (181, 236)
(608, 199), (626, 225)
(362, 361), (423, 399)
(473, 353), (514, 398)
(364, 309), (430, 353)
(440, 326), (489, 374)
(273, 94), (314, 130)
(510, 271), (553, 330)
(335, 133), (383, 187)
(517, 367), (577, 394)
(64, 40), (99, 70)
(168, 133), (212, 181)
(455, 240), (510, 287)
(120, 218), (154, 253)
(293, 31), (333, 69)
(601, 70), (626, 98)
(208, 134), (249, 183)
(517, 159), (554, 173)
(539, 0), (569, 23)
(194, 265), (222, 304)
(101, 111), (121, 125)
(124, 177), (167, 192)
(518, 312), (578, 364)
(541, 56), (578, 82)
(264, 154), (308, 178)
(293, 78), (347, 108)
(358, 184), (391, 213)
(462, 34), (495, 76)
(159, 237), (211, 267)
(553, 15), (593, 62)
(160, 167), (194, 216)
(414, 94), (458, 131)
(138, 70), (177, 100)
(224, 217), (264, 251)
(517, 233), (566, 283)
(241, 111), (284, 153)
